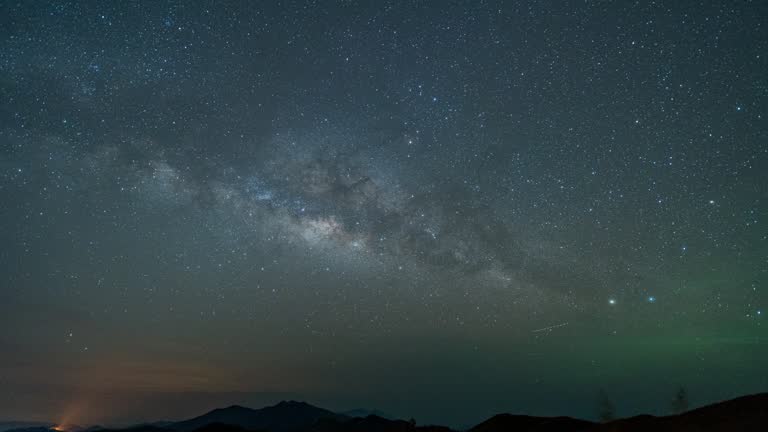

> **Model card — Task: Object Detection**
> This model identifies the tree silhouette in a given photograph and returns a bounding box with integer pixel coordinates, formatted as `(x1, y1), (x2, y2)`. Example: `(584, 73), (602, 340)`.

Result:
(672, 386), (689, 414)
(597, 388), (615, 422)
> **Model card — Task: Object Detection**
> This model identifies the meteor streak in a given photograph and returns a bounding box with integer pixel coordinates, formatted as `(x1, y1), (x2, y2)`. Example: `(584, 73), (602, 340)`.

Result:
(532, 322), (569, 333)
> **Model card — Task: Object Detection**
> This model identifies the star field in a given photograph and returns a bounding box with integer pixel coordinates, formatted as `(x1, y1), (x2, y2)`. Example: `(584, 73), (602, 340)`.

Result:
(1, 0), (766, 427)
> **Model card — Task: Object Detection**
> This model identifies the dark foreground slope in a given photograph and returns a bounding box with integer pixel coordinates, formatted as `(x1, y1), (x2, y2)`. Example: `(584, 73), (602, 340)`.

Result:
(595, 392), (768, 432)
(170, 401), (344, 432)
(469, 414), (595, 432)
(309, 415), (452, 432)
(12, 392), (765, 432)
(468, 393), (768, 432)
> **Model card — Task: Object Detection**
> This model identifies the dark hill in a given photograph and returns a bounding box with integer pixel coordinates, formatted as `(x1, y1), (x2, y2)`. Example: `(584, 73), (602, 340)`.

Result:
(3, 427), (56, 432)
(309, 415), (453, 432)
(596, 392), (768, 432)
(469, 414), (594, 432)
(107, 426), (172, 432)
(1, 424), (53, 432)
(37, 392), (767, 432)
(190, 423), (264, 432)
(310, 415), (411, 432)
(171, 401), (344, 432)
(340, 410), (393, 420)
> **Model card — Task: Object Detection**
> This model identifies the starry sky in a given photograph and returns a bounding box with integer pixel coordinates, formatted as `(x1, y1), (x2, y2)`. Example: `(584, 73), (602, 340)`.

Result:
(1, 0), (767, 428)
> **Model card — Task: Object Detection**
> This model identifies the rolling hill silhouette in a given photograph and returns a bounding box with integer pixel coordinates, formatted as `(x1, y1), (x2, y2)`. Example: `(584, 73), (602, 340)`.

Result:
(5, 393), (766, 432)
(469, 414), (595, 432)
(0, 423), (52, 432)
(170, 401), (344, 432)
(339, 410), (394, 420)
(468, 393), (768, 432)
(594, 392), (768, 432)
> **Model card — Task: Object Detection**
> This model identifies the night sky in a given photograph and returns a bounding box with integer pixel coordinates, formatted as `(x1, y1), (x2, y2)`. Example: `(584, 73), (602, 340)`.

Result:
(1, 0), (767, 428)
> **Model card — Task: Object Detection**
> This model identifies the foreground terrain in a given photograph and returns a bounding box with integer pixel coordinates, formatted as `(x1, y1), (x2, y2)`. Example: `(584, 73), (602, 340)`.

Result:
(7, 393), (767, 432)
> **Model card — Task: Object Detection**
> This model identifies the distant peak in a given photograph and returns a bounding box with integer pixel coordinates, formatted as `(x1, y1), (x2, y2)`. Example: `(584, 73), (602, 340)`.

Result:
(214, 404), (252, 412)
(275, 400), (311, 407)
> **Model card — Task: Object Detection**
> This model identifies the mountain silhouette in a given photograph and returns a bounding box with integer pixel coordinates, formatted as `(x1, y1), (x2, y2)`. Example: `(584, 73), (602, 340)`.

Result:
(595, 392), (768, 431)
(107, 426), (170, 432)
(8, 392), (766, 432)
(340, 410), (393, 420)
(469, 414), (595, 432)
(188, 424), (259, 432)
(308, 415), (452, 432)
(2, 427), (56, 432)
(468, 393), (768, 432)
(0, 423), (52, 432)
(170, 401), (344, 432)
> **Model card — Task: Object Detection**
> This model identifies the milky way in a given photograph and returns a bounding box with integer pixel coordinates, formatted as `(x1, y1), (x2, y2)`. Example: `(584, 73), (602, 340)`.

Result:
(1, 1), (766, 427)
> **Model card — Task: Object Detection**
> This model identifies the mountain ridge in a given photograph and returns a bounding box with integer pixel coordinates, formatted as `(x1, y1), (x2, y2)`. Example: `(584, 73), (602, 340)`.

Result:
(4, 392), (766, 432)
(170, 400), (344, 432)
